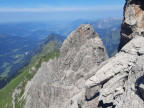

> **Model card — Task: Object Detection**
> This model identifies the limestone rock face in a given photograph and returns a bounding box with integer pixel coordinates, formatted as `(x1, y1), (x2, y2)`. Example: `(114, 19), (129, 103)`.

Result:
(118, 0), (144, 51)
(85, 36), (144, 108)
(23, 24), (108, 108)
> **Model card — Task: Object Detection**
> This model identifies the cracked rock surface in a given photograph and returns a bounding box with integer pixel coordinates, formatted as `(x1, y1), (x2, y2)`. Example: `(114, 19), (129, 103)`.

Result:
(85, 36), (144, 108)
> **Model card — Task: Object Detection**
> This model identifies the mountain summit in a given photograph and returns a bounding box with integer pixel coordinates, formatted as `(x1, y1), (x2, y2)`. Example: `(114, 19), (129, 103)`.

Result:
(22, 24), (108, 108)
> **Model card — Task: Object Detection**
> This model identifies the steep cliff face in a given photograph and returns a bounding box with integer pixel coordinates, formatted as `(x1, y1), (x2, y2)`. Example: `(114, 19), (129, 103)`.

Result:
(118, 0), (144, 51)
(22, 24), (108, 108)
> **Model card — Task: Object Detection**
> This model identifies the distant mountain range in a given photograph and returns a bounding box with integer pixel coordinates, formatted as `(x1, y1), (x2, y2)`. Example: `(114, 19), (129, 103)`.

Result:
(0, 18), (121, 79)
(54, 18), (122, 57)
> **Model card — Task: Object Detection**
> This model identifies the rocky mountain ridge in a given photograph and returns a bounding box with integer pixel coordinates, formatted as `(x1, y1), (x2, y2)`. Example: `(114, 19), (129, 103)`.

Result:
(0, 34), (65, 108)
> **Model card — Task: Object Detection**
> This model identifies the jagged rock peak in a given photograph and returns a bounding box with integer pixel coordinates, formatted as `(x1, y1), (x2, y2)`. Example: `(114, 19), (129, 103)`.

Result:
(118, 0), (144, 51)
(59, 24), (108, 73)
(60, 24), (99, 58)
(22, 24), (108, 108)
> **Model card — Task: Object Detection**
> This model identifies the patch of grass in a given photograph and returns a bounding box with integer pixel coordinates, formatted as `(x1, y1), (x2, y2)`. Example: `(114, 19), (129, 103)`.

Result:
(16, 99), (26, 108)
(35, 51), (59, 69)
(0, 65), (30, 108)
(41, 41), (61, 55)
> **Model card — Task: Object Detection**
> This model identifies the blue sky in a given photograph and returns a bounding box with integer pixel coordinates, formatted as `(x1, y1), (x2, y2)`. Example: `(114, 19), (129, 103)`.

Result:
(0, 0), (125, 22)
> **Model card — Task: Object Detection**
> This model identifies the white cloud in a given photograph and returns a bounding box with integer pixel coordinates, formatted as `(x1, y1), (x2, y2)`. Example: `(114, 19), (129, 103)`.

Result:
(0, 5), (123, 12)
